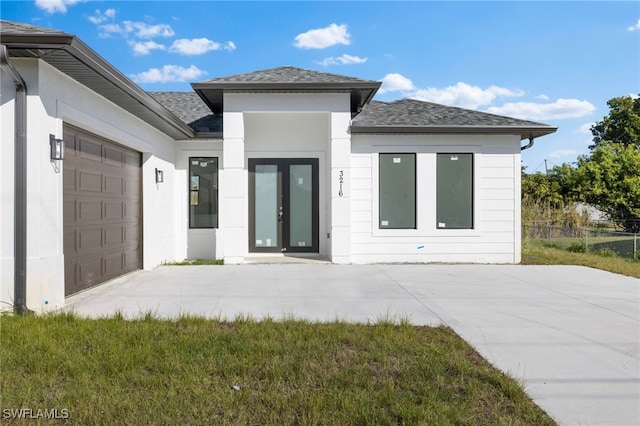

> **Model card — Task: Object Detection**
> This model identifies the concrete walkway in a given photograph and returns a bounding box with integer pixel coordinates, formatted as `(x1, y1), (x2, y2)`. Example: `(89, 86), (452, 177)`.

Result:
(66, 264), (640, 426)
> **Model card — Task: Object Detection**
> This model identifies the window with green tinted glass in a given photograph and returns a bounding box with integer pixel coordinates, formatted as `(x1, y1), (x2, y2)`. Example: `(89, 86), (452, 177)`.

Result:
(379, 153), (416, 229)
(189, 157), (218, 228)
(437, 153), (473, 229)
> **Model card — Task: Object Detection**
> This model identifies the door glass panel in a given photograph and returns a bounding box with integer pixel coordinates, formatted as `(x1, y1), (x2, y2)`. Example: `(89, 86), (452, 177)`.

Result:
(289, 164), (313, 248)
(254, 165), (278, 247)
(189, 157), (218, 228)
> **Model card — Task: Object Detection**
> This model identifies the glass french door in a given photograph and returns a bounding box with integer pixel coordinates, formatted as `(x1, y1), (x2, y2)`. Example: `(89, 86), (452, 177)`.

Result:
(249, 159), (319, 253)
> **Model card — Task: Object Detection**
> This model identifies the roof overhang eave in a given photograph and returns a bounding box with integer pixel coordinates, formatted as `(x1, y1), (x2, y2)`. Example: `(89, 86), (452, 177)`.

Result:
(191, 81), (381, 91)
(193, 131), (223, 139)
(350, 125), (558, 139)
(191, 81), (381, 116)
(2, 34), (195, 139)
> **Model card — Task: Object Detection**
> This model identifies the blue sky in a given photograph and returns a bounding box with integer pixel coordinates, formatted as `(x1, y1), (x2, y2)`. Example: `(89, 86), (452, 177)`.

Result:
(2, 1), (639, 171)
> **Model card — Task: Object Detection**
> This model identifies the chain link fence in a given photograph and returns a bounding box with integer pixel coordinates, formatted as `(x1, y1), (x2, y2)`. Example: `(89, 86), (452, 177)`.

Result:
(523, 224), (639, 261)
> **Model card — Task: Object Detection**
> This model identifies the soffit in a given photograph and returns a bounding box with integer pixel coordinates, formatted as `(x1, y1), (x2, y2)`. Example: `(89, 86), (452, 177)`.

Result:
(1, 20), (194, 139)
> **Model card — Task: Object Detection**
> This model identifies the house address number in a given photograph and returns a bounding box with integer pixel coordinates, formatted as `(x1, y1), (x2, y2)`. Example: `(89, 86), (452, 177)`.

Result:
(333, 169), (347, 197)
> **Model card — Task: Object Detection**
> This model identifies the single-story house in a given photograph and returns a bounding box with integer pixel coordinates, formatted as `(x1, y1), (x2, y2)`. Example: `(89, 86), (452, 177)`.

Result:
(0, 20), (557, 313)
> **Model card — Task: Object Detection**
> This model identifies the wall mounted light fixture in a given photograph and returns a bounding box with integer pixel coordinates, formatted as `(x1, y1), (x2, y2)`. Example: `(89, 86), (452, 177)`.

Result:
(155, 168), (164, 183)
(49, 134), (64, 160)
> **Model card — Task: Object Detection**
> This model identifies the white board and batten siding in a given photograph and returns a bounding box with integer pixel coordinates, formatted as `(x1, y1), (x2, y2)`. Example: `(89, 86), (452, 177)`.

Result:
(350, 134), (522, 264)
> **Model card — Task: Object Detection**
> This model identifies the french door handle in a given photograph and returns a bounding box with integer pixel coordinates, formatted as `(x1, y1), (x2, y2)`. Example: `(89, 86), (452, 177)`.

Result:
(278, 207), (284, 221)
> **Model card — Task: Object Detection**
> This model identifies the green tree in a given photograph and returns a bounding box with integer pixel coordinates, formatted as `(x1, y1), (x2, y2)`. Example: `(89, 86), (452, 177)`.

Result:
(590, 95), (640, 149)
(521, 165), (587, 229)
(572, 143), (640, 232)
(521, 165), (572, 207)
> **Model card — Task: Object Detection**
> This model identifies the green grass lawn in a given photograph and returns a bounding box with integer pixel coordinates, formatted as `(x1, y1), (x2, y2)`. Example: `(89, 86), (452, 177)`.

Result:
(522, 242), (640, 278)
(1, 313), (555, 425)
(533, 235), (637, 259)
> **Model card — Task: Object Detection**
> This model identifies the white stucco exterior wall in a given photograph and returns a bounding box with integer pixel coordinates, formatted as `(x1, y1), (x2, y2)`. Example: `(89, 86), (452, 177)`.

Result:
(329, 112), (352, 263)
(221, 92), (351, 263)
(1, 58), (183, 312)
(175, 139), (223, 261)
(1, 63), (18, 311)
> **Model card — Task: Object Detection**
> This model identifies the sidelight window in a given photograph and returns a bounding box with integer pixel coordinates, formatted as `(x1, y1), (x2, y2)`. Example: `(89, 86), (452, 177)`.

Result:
(189, 157), (218, 228)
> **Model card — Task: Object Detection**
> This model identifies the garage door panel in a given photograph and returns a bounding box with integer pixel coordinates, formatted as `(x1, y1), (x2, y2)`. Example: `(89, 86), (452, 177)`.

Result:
(103, 252), (124, 278)
(65, 132), (78, 154)
(78, 227), (102, 252)
(124, 250), (141, 270)
(63, 167), (76, 190)
(63, 229), (77, 256)
(123, 226), (140, 244)
(78, 256), (102, 288)
(104, 146), (124, 167)
(65, 263), (78, 294)
(78, 199), (102, 223)
(124, 201), (140, 220)
(104, 175), (124, 195)
(64, 199), (77, 225)
(124, 152), (140, 168)
(104, 202), (124, 221)
(79, 170), (102, 192)
(79, 138), (102, 161)
(64, 124), (141, 296)
(104, 225), (124, 247)
(123, 180), (141, 197)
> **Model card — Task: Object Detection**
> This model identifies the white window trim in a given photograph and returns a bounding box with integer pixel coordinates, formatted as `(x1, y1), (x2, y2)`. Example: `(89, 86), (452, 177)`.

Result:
(371, 146), (482, 238)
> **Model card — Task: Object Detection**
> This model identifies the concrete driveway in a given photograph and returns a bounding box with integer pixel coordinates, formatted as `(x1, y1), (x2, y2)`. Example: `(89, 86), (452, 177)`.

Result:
(66, 264), (639, 426)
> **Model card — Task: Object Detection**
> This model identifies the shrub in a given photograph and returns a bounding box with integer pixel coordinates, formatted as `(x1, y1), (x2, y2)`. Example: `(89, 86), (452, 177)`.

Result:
(566, 242), (586, 253)
(597, 248), (618, 258)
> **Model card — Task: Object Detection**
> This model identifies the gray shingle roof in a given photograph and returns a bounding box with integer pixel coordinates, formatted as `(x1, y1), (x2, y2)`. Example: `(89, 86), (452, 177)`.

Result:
(0, 20), (70, 36)
(192, 66), (380, 116)
(199, 66), (378, 84)
(148, 93), (556, 139)
(148, 92), (222, 133)
(351, 99), (556, 139)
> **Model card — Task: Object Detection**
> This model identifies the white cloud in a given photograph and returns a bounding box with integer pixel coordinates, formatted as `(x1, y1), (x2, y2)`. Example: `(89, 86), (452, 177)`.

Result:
(535, 94), (550, 100)
(378, 73), (415, 94)
(411, 82), (524, 109)
(169, 38), (236, 55)
(130, 65), (206, 83)
(548, 149), (579, 159)
(578, 122), (594, 134)
(486, 99), (596, 120)
(88, 8), (116, 25)
(316, 54), (367, 66)
(627, 19), (640, 31)
(129, 40), (166, 56)
(35, 0), (84, 14)
(294, 23), (351, 49)
(99, 21), (175, 39)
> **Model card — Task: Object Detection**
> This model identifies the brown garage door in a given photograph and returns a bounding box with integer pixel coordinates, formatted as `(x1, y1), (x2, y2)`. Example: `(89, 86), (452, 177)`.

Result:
(63, 124), (141, 296)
